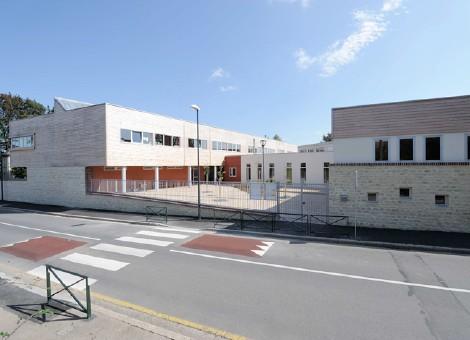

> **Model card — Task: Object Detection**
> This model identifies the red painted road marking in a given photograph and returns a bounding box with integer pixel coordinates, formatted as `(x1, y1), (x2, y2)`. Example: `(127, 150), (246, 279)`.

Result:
(181, 234), (274, 257)
(0, 236), (85, 261)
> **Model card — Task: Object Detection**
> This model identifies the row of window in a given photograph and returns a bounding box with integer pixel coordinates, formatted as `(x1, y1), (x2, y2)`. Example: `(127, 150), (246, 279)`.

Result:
(245, 162), (330, 183)
(121, 129), (241, 152)
(212, 141), (241, 152)
(375, 136), (470, 161)
(366, 189), (449, 206)
(248, 146), (275, 154)
(11, 135), (34, 149)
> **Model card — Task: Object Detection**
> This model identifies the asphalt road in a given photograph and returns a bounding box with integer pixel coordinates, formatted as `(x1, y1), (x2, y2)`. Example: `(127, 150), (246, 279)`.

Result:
(1, 206), (470, 340)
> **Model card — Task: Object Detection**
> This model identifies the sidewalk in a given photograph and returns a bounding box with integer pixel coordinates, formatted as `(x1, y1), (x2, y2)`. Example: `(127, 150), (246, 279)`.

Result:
(2, 201), (470, 253)
(0, 265), (229, 340)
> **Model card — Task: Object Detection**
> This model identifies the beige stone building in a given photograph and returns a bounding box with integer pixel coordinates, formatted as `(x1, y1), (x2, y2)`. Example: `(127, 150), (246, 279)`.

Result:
(329, 95), (470, 232)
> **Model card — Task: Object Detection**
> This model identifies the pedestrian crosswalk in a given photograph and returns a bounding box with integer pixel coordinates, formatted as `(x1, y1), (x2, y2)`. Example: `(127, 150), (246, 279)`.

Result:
(27, 226), (200, 287)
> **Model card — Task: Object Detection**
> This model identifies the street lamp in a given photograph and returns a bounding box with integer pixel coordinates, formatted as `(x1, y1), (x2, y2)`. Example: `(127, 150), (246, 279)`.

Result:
(260, 139), (266, 183)
(191, 104), (202, 220)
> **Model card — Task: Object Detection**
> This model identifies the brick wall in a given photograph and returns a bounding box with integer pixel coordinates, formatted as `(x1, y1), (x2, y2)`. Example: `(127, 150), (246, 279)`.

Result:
(223, 156), (241, 182)
(329, 164), (470, 232)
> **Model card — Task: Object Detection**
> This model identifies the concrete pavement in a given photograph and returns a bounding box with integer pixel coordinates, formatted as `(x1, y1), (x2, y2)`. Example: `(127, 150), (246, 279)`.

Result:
(1, 206), (470, 339)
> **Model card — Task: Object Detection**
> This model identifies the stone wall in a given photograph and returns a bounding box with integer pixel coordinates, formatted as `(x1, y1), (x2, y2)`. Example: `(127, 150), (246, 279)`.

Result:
(4, 167), (225, 218)
(329, 163), (470, 232)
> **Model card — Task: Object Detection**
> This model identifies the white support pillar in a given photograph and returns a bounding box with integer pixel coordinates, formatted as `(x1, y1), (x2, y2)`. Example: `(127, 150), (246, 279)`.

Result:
(154, 166), (159, 191)
(213, 166), (217, 182)
(121, 166), (127, 193)
(188, 166), (192, 186)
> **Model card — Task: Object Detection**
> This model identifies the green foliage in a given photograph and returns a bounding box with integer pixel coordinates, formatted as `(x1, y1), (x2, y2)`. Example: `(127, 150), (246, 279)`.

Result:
(0, 331), (10, 339)
(10, 167), (27, 179)
(322, 133), (332, 142)
(0, 93), (47, 149)
(272, 134), (282, 141)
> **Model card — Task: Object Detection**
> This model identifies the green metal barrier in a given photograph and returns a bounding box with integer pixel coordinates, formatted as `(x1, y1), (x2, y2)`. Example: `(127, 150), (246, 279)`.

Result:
(145, 206), (168, 224)
(45, 264), (91, 320)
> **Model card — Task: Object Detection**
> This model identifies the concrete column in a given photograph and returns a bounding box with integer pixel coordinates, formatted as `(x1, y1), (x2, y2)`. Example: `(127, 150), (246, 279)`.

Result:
(154, 166), (159, 191)
(213, 166), (217, 182)
(121, 166), (127, 193)
(188, 166), (192, 186)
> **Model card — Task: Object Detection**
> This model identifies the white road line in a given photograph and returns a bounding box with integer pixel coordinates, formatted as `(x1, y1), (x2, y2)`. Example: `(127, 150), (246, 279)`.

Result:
(0, 221), (100, 241)
(27, 265), (97, 291)
(150, 226), (201, 234)
(251, 241), (274, 256)
(90, 243), (154, 257)
(136, 230), (189, 239)
(170, 250), (470, 294)
(116, 236), (173, 247)
(61, 253), (129, 271)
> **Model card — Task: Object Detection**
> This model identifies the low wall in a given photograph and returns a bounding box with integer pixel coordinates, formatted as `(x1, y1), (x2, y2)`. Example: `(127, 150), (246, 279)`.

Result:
(329, 163), (470, 232)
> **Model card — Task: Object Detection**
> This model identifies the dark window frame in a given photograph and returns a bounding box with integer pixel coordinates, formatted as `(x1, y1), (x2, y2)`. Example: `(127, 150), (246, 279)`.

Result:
(120, 129), (132, 143)
(399, 187), (411, 199)
(399, 138), (414, 161)
(155, 134), (164, 145)
(425, 136), (441, 161)
(375, 139), (389, 161)
(367, 192), (378, 202)
(435, 194), (448, 206)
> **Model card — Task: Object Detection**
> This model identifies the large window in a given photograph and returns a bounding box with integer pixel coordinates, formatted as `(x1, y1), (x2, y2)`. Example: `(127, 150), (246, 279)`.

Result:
(323, 162), (330, 183)
(269, 163), (275, 180)
(120, 129), (131, 143)
(375, 139), (388, 161)
(246, 164), (251, 181)
(467, 136), (470, 160)
(132, 131), (142, 143)
(426, 137), (441, 160)
(142, 132), (153, 144)
(286, 162), (292, 184)
(229, 167), (237, 177)
(172, 136), (180, 147)
(155, 134), (163, 145)
(164, 135), (172, 146)
(300, 162), (306, 182)
(11, 135), (34, 149)
(399, 138), (413, 161)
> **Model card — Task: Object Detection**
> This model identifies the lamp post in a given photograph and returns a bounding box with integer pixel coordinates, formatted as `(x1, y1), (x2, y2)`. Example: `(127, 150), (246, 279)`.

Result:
(191, 104), (201, 220)
(260, 139), (266, 183)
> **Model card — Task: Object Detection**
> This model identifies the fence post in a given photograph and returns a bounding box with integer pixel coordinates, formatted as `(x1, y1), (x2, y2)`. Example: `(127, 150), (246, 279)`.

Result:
(300, 182), (304, 216)
(46, 265), (51, 303)
(240, 211), (244, 230)
(86, 277), (91, 319)
(276, 182), (280, 215)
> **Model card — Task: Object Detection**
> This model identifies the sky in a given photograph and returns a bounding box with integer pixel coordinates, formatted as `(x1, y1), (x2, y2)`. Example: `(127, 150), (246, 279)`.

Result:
(1, 0), (470, 145)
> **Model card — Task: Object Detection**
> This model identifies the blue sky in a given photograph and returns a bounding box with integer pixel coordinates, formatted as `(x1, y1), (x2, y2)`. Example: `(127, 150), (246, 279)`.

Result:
(1, 0), (470, 144)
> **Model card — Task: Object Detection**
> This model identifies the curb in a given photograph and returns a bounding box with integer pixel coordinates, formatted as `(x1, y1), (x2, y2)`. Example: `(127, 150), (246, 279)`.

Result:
(2, 204), (470, 256)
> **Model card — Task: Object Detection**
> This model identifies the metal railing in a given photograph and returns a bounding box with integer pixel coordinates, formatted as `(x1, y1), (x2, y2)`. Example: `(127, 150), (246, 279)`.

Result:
(88, 179), (329, 216)
(145, 206), (168, 223)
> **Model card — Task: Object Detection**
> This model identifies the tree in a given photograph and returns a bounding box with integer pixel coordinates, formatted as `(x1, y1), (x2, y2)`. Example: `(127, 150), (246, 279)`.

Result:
(273, 134), (282, 141)
(0, 93), (47, 150)
(322, 133), (332, 142)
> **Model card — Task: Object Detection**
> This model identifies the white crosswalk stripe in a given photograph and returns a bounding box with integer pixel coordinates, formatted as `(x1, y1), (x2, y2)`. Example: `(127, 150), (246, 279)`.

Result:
(90, 243), (154, 257)
(151, 226), (201, 234)
(136, 230), (189, 239)
(61, 253), (129, 271)
(116, 236), (173, 247)
(27, 265), (97, 290)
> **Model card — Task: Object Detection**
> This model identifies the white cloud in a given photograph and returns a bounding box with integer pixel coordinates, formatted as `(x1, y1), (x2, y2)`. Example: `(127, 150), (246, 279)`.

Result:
(209, 67), (230, 80)
(220, 85), (238, 92)
(294, 48), (316, 70)
(295, 0), (404, 76)
(270, 0), (311, 8)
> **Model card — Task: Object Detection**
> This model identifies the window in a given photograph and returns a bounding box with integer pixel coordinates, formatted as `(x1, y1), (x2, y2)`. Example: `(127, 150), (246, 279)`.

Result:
(375, 139), (388, 161)
(199, 139), (207, 149)
(426, 137), (440, 160)
(164, 135), (172, 146)
(400, 188), (411, 199)
(399, 138), (413, 161)
(132, 131), (142, 143)
(246, 164), (251, 181)
(155, 134), (163, 145)
(300, 162), (306, 182)
(212, 141), (218, 150)
(257, 163), (262, 180)
(435, 195), (448, 206)
(142, 132), (153, 144)
(368, 193), (378, 202)
(467, 135), (470, 160)
(11, 135), (34, 149)
(172, 136), (180, 147)
(229, 167), (237, 177)
(323, 162), (330, 184)
(120, 129), (131, 143)
(286, 162), (292, 184)
(188, 138), (195, 148)
(269, 163), (275, 180)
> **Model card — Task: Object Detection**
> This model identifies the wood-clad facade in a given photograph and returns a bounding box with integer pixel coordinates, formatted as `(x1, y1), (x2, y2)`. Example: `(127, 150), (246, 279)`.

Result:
(332, 95), (470, 139)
